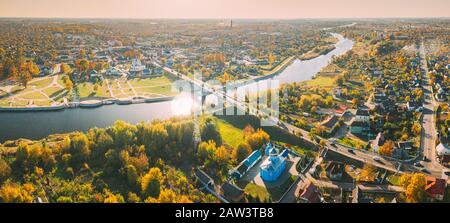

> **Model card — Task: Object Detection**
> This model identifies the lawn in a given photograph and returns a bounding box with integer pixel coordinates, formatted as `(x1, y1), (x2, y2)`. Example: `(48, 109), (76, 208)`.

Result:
(30, 77), (54, 89)
(338, 137), (367, 149)
(134, 85), (175, 96)
(303, 76), (336, 88)
(77, 81), (111, 99)
(0, 98), (29, 107)
(215, 118), (244, 148)
(20, 91), (48, 100)
(387, 174), (401, 186)
(128, 76), (173, 87)
(0, 90), (7, 98)
(42, 87), (64, 98)
(244, 183), (270, 202)
(57, 74), (70, 87)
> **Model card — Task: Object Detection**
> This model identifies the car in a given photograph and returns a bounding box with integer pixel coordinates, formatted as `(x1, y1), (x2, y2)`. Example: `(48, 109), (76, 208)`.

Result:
(373, 156), (381, 161)
(414, 162), (423, 167)
(348, 149), (355, 154)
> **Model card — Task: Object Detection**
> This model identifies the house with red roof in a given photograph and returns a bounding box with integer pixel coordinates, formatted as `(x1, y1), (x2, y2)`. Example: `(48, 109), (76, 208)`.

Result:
(425, 176), (447, 201)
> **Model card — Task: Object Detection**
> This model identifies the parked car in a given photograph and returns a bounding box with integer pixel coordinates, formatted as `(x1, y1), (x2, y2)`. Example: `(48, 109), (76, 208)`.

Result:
(373, 156), (381, 162)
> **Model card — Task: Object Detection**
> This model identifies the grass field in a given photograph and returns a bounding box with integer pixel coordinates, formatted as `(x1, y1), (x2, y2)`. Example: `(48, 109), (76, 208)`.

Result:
(244, 183), (270, 202)
(338, 137), (368, 149)
(128, 76), (173, 87)
(20, 91), (48, 100)
(30, 77), (54, 89)
(303, 76), (336, 88)
(77, 81), (110, 98)
(215, 118), (244, 148)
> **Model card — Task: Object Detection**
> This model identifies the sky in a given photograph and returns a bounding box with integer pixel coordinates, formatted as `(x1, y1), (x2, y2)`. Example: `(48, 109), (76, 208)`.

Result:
(0, 0), (449, 19)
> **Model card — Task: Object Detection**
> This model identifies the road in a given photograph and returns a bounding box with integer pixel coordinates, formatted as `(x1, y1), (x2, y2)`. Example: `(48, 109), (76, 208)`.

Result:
(418, 40), (448, 178)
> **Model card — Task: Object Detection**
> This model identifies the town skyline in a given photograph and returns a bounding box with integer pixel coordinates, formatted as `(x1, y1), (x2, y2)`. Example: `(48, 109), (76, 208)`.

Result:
(0, 0), (449, 19)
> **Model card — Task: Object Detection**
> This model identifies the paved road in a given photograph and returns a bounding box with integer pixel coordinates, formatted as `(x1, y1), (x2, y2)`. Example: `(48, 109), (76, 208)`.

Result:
(418, 41), (448, 178)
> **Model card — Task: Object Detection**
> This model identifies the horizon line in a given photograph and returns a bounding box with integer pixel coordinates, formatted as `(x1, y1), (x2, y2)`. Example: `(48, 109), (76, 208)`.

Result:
(1, 16), (449, 20)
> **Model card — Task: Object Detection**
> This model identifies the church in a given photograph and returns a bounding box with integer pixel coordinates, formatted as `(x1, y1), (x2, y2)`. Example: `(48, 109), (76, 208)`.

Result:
(260, 143), (287, 182)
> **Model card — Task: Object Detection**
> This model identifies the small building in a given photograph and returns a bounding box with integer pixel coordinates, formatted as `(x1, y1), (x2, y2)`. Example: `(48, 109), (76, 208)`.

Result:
(436, 143), (450, 163)
(350, 120), (370, 135)
(425, 176), (447, 201)
(320, 115), (340, 135)
(355, 109), (370, 123)
(230, 150), (262, 181)
(220, 181), (245, 203)
(106, 67), (122, 76)
(194, 168), (214, 187)
(325, 162), (345, 181)
(407, 101), (423, 111)
(371, 132), (385, 153)
(260, 144), (286, 182)
(297, 180), (320, 203)
(397, 141), (414, 151)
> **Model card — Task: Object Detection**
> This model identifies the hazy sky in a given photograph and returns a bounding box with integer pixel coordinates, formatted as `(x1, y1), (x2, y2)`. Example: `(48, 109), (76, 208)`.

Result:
(0, 0), (449, 19)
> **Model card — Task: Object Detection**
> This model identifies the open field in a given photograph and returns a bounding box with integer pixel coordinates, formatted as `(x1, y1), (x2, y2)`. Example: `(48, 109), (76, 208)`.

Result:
(0, 75), (67, 107)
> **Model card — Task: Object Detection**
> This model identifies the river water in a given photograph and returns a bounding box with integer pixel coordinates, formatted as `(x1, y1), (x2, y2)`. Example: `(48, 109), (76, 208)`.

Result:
(0, 33), (354, 142)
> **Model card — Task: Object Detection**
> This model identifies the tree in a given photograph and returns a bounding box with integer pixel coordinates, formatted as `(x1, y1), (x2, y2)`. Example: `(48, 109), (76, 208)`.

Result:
(125, 165), (138, 187)
(358, 164), (377, 182)
(379, 140), (395, 157)
(412, 122), (422, 136)
(200, 119), (222, 146)
(0, 183), (34, 203)
(233, 143), (252, 162)
(400, 173), (427, 203)
(141, 167), (163, 198)
(243, 124), (256, 139)
(246, 129), (270, 150)
(197, 140), (217, 162)
(65, 78), (73, 92)
(103, 190), (125, 203)
(268, 53), (276, 66)
(69, 132), (91, 166)
(0, 158), (11, 182)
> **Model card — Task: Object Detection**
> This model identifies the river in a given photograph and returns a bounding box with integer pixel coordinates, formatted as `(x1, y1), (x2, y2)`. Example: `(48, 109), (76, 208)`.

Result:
(0, 33), (354, 142)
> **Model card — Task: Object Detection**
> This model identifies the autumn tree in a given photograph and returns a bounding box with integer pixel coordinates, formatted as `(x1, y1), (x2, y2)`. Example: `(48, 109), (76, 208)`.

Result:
(0, 158), (11, 182)
(233, 142), (252, 162)
(141, 167), (163, 198)
(200, 118), (222, 146)
(400, 173), (427, 203)
(379, 140), (395, 157)
(246, 129), (270, 150)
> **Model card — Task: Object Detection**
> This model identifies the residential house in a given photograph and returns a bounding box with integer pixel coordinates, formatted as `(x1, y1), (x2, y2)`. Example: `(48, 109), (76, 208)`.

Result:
(355, 109), (370, 123)
(436, 143), (450, 163)
(397, 141), (414, 151)
(325, 162), (345, 181)
(350, 120), (370, 135)
(371, 132), (385, 153)
(230, 150), (262, 181)
(297, 180), (320, 203)
(320, 115), (341, 135)
(220, 181), (245, 203)
(407, 100), (423, 111)
(194, 168), (214, 187)
(425, 176), (447, 201)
